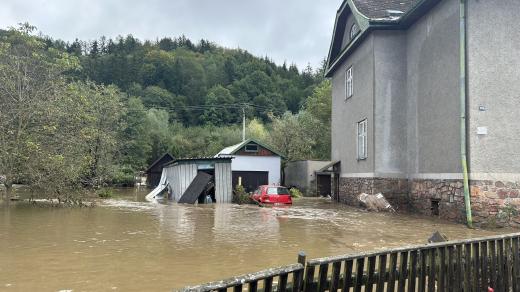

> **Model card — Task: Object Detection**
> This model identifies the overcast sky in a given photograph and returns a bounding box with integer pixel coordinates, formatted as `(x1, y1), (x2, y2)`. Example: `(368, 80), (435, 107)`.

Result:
(0, 0), (340, 70)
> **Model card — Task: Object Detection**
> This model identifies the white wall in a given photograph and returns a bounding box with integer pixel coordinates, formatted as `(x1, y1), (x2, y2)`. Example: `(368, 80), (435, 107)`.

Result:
(231, 156), (281, 185)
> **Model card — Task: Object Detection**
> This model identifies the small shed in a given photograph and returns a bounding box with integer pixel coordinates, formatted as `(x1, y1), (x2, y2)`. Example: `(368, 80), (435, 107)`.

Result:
(284, 160), (331, 196)
(216, 139), (283, 192)
(146, 157), (233, 204)
(145, 153), (174, 187)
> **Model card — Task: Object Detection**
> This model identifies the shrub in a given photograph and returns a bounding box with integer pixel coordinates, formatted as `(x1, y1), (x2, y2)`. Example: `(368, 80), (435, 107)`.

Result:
(498, 202), (519, 227)
(233, 184), (251, 205)
(110, 166), (136, 187)
(289, 187), (303, 198)
(97, 188), (114, 199)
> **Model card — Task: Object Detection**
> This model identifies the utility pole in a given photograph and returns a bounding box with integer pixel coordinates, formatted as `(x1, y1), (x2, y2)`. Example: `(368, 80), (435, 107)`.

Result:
(242, 107), (246, 142)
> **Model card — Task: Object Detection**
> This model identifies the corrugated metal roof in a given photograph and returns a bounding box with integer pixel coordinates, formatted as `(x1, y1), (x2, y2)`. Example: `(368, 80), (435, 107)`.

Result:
(216, 142), (243, 156)
(163, 157), (232, 167)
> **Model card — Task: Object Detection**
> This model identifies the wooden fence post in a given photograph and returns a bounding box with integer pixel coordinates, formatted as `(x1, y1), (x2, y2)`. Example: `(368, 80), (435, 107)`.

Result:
(295, 251), (306, 292)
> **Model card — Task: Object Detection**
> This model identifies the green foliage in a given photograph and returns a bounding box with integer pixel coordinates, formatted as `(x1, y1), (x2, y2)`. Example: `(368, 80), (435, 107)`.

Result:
(289, 187), (303, 198)
(0, 24), (82, 199)
(110, 166), (136, 187)
(0, 26), (124, 201)
(42, 33), (322, 126)
(0, 25), (333, 202)
(97, 188), (114, 199)
(267, 80), (332, 161)
(233, 184), (251, 205)
(202, 85), (236, 125)
(498, 202), (519, 226)
(66, 81), (125, 188)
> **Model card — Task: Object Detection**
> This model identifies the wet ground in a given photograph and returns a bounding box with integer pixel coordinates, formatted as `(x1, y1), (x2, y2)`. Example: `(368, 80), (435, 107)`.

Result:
(0, 188), (513, 291)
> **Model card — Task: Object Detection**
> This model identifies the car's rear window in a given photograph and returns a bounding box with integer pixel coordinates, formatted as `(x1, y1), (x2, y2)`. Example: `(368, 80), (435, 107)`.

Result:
(267, 187), (290, 195)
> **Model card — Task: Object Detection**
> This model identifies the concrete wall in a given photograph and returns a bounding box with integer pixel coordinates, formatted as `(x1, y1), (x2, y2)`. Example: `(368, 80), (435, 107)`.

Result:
(467, 0), (520, 180)
(331, 34), (375, 176)
(231, 156), (281, 185)
(373, 31), (408, 176)
(284, 160), (331, 195)
(405, 0), (461, 176)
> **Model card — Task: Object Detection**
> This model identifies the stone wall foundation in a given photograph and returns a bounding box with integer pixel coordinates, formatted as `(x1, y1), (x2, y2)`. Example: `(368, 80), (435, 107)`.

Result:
(338, 176), (520, 227)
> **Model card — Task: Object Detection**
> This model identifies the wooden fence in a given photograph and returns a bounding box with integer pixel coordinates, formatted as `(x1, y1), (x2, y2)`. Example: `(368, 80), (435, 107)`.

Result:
(180, 233), (520, 292)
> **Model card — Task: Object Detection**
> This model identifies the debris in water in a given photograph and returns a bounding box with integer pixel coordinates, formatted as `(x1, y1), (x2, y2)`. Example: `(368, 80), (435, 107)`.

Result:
(358, 193), (395, 212)
(428, 231), (449, 243)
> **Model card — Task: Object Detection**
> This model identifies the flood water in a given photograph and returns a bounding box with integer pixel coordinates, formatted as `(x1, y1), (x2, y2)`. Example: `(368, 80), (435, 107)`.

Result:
(0, 188), (512, 291)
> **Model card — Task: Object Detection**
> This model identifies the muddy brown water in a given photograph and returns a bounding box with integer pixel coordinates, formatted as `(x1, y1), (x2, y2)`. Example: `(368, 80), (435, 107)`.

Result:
(0, 188), (512, 291)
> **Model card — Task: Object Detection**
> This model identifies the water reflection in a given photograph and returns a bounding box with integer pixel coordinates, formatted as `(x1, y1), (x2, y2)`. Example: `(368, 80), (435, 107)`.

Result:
(0, 189), (512, 291)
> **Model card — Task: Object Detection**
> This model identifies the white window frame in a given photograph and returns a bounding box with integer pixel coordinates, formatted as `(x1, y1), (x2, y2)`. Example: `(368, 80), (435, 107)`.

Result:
(357, 119), (368, 160)
(345, 66), (353, 99)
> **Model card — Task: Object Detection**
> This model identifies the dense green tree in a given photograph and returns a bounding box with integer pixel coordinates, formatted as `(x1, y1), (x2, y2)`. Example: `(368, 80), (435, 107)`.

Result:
(0, 24), (80, 200)
(67, 81), (125, 188)
(202, 85), (236, 125)
(120, 97), (152, 170)
(145, 109), (175, 161)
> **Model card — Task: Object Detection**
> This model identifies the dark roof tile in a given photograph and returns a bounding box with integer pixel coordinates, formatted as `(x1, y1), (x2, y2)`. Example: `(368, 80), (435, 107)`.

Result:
(352, 0), (420, 19)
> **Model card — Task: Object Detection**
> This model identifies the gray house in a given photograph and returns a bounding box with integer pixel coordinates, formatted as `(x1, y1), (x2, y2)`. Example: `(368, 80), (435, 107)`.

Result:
(326, 0), (520, 224)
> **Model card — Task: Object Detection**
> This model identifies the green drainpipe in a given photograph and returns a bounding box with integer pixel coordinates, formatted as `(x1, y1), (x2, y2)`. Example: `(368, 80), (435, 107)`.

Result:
(460, 0), (473, 228)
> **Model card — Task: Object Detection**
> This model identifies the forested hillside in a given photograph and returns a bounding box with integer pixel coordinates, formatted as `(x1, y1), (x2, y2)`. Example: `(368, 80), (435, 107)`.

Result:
(0, 24), (331, 197)
(47, 34), (325, 125)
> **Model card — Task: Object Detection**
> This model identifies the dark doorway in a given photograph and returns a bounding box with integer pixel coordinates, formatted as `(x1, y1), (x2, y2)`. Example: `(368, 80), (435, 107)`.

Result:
(431, 199), (440, 216)
(317, 174), (332, 197)
(232, 171), (269, 192)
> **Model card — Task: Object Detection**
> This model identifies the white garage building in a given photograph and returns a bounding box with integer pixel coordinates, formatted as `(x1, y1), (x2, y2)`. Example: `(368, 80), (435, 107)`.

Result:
(216, 139), (283, 192)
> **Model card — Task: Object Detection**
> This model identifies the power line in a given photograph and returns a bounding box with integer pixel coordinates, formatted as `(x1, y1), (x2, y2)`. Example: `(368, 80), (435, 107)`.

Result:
(125, 102), (288, 115)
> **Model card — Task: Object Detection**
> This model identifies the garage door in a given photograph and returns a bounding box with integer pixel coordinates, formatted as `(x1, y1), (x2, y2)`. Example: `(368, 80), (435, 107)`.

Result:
(232, 171), (269, 192)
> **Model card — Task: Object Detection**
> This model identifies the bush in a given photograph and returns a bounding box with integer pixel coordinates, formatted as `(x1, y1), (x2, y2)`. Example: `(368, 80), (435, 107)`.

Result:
(110, 166), (136, 187)
(97, 188), (114, 199)
(289, 187), (303, 198)
(233, 184), (251, 205)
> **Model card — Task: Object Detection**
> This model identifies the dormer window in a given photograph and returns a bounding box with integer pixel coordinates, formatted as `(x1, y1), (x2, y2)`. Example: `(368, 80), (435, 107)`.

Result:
(350, 23), (360, 40)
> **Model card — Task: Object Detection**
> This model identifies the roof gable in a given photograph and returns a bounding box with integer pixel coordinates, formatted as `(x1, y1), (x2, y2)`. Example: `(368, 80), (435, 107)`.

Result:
(325, 0), (440, 77)
(145, 153), (174, 173)
(216, 139), (285, 158)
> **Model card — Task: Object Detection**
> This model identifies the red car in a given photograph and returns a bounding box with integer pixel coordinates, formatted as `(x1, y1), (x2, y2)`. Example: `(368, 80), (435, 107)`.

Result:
(251, 185), (292, 205)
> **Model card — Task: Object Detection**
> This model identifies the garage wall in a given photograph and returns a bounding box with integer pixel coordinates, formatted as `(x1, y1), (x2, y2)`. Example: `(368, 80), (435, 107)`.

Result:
(215, 162), (233, 203)
(164, 163), (198, 202)
(231, 156), (281, 185)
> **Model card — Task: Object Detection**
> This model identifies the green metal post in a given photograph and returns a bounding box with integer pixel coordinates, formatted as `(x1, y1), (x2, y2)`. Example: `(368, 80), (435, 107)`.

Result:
(460, 0), (473, 228)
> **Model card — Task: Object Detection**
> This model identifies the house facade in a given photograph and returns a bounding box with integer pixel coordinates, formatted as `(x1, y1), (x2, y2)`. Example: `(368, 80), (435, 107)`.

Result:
(326, 0), (520, 224)
(216, 139), (283, 192)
